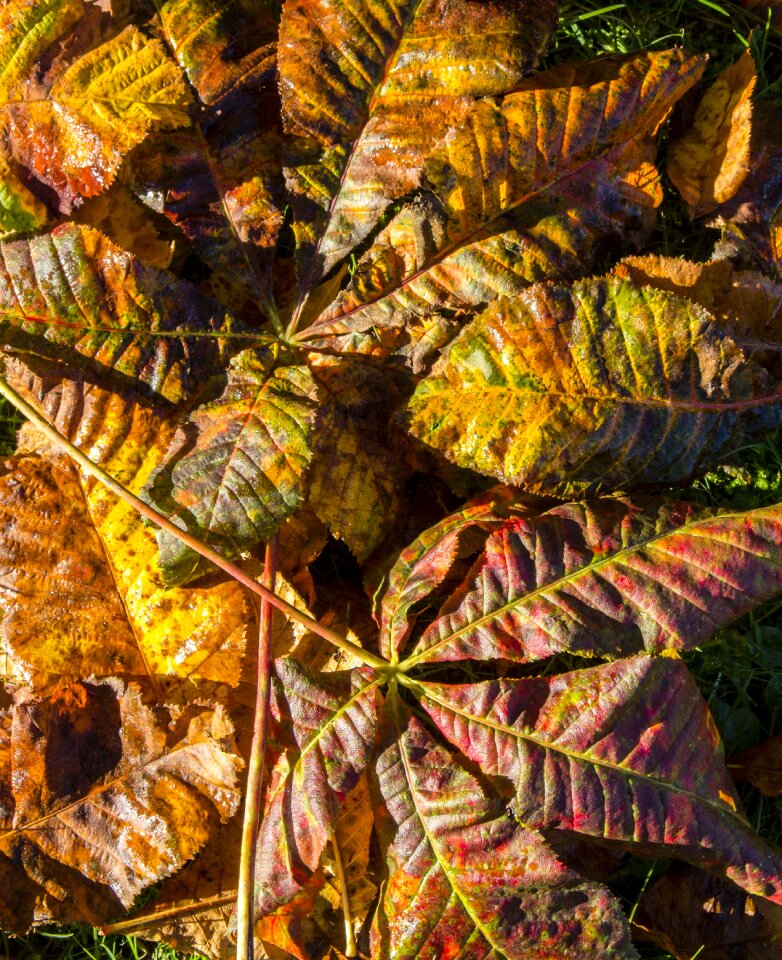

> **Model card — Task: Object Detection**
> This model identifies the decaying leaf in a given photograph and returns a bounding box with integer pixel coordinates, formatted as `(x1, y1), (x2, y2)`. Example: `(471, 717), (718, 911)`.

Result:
(0, 0), (190, 228)
(406, 275), (782, 494)
(321, 774), (377, 947)
(2, 1), (782, 958)
(0, 679), (241, 931)
(668, 50), (757, 218)
(730, 733), (782, 796)
(635, 867), (782, 960)
(710, 103), (782, 276)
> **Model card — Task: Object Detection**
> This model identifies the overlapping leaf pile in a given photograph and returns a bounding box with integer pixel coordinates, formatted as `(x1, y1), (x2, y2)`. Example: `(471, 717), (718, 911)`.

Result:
(2, 0), (782, 957)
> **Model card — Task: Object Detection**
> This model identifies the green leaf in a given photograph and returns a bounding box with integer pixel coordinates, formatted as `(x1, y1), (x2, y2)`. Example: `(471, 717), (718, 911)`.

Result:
(144, 351), (320, 584)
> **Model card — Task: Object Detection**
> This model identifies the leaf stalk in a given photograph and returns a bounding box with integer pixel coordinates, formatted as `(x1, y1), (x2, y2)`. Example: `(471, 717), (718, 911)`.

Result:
(0, 375), (387, 671)
(236, 536), (278, 960)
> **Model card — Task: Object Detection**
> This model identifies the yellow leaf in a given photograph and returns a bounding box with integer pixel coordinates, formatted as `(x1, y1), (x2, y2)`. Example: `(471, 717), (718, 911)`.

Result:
(668, 50), (757, 217)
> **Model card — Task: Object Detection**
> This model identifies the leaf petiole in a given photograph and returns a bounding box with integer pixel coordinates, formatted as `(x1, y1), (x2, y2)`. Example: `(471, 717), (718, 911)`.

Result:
(0, 374), (387, 671)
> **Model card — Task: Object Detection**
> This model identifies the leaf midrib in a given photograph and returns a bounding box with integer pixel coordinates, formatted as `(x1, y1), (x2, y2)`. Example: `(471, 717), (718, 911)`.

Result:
(289, 0), (430, 324)
(414, 380), (782, 411)
(393, 697), (510, 960)
(403, 504), (770, 667)
(419, 683), (745, 828)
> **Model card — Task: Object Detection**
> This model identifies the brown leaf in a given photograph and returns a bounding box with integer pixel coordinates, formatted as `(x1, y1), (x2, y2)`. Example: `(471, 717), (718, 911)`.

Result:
(635, 867), (782, 960)
(710, 102), (782, 276)
(731, 734), (782, 796)
(0, 679), (241, 932)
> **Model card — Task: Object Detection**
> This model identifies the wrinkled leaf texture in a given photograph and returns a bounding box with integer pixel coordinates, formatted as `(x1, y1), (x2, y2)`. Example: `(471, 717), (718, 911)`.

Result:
(2, 0), (782, 958)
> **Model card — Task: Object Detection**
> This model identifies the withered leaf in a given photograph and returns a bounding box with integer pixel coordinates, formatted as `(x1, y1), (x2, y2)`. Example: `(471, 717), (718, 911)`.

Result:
(0, 679), (241, 931)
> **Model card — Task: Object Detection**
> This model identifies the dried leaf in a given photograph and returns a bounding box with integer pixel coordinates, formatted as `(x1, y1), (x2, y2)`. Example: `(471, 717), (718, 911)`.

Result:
(668, 50), (757, 218)
(710, 103), (782, 277)
(0, 1), (190, 219)
(615, 256), (782, 376)
(321, 774), (377, 947)
(731, 734), (782, 796)
(0, 679), (240, 932)
(308, 361), (405, 562)
(0, 224), (231, 407)
(635, 867), (782, 960)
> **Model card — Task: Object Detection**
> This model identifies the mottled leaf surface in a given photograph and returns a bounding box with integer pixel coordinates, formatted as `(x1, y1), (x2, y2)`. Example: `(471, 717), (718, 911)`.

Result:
(406, 276), (782, 494)
(378, 486), (530, 663)
(302, 51), (702, 344)
(0, 680), (240, 931)
(422, 655), (782, 902)
(144, 350), (319, 585)
(310, 138), (663, 360)
(255, 659), (382, 917)
(0, 374), (253, 696)
(614, 256), (782, 376)
(407, 496), (782, 666)
(142, 0), (284, 316)
(0, 0), (190, 221)
(281, 0), (559, 310)
(0, 224), (231, 406)
(372, 700), (637, 959)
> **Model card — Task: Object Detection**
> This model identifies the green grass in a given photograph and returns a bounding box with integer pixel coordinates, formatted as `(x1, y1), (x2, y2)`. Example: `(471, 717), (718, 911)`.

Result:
(3, 1), (782, 958)
(0, 927), (187, 960)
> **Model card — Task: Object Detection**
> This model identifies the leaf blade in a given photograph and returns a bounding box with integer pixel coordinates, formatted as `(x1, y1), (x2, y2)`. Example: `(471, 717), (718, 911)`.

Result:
(421, 655), (782, 904)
